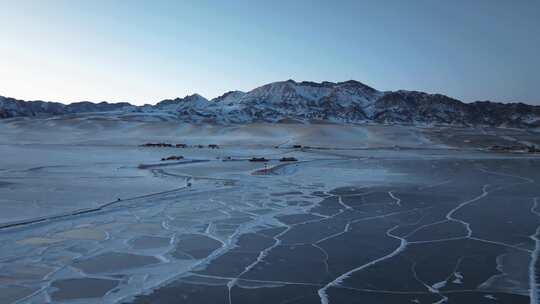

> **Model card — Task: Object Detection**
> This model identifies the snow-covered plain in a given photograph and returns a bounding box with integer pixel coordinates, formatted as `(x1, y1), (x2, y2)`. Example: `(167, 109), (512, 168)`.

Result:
(1, 117), (540, 304)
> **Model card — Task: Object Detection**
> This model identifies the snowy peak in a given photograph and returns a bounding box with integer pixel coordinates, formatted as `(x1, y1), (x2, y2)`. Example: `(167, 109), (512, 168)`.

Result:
(155, 94), (211, 111)
(237, 80), (380, 108)
(241, 80), (328, 104)
(183, 93), (209, 103)
(211, 91), (246, 104)
(219, 80), (383, 122)
(156, 93), (208, 106)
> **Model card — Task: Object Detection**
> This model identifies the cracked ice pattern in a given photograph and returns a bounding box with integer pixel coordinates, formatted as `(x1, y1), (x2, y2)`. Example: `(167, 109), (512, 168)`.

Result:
(2, 153), (540, 304)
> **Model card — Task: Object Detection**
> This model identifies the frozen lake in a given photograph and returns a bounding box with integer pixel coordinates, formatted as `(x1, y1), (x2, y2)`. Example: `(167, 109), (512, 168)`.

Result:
(1, 118), (540, 304)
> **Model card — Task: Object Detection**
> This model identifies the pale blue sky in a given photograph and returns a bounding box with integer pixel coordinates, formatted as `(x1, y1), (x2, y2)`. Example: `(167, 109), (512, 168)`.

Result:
(1, 0), (539, 105)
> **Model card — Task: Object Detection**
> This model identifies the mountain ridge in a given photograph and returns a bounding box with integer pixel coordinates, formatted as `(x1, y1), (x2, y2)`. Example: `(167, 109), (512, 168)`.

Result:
(1, 80), (539, 128)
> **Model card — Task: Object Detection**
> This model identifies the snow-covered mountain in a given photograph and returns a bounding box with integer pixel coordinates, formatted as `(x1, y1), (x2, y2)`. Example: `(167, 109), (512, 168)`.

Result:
(2, 80), (540, 128)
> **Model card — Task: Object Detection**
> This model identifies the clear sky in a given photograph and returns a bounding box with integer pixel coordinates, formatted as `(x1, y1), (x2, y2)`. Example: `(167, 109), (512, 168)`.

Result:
(1, 0), (539, 105)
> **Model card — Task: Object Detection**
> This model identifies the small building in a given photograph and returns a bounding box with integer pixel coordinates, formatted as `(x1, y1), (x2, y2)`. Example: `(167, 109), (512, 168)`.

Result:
(161, 155), (184, 161)
(279, 157), (298, 162)
(249, 157), (269, 162)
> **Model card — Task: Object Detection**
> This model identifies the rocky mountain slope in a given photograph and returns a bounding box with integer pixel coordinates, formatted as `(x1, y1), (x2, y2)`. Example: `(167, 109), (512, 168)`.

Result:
(1, 80), (539, 128)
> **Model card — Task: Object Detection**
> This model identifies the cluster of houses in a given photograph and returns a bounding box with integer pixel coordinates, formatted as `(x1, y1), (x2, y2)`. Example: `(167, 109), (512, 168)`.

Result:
(140, 143), (219, 149)
(489, 144), (540, 153)
(530, 146), (540, 153)
(139, 141), (304, 164)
